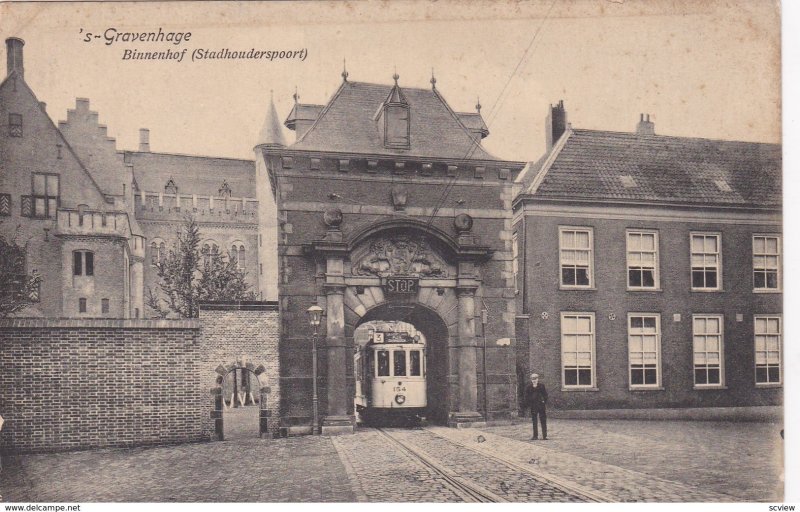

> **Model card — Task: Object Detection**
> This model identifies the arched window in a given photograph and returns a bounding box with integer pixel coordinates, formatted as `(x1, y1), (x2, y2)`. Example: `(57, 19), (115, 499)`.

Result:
(231, 242), (246, 271)
(150, 238), (166, 265)
(202, 240), (219, 268)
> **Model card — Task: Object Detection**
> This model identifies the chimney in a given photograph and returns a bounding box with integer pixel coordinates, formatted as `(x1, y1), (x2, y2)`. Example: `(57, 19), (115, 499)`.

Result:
(545, 100), (567, 151)
(636, 113), (655, 135)
(6, 37), (24, 78)
(139, 128), (150, 152)
(38, 102), (46, 113)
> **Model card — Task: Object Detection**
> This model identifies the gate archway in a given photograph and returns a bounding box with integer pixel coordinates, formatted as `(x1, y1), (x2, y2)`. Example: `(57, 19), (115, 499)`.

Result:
(210, 361), (271, 441)
(353, 301), (450, 424)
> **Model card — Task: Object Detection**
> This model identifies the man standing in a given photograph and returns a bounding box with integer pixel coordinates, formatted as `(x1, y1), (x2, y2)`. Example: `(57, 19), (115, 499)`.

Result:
(524, 373), (548, 440)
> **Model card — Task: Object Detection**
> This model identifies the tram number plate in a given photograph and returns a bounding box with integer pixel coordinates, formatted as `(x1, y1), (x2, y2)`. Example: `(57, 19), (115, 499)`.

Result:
(385, 278), (418, 294)
(393, 386), (407, 392)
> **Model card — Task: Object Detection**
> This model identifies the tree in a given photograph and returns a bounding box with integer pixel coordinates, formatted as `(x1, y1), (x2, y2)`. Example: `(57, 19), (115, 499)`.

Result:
(146, 216), (256, 318)
(0, 230), (42, 318)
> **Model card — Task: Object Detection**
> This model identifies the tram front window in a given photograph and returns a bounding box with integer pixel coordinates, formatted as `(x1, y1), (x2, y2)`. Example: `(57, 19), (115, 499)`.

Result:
(394, 351), (407, 376)
(377, 350), (390, 376)
(410, 350), (421, 376)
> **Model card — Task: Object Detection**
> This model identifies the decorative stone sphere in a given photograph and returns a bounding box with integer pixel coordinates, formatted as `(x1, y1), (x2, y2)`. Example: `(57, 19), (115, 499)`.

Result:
(323, 208), (343, 228)
(453, 213), (473, 233)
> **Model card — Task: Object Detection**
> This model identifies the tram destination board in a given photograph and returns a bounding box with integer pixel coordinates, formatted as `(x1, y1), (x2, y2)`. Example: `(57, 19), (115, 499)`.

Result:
(384, 277), (419, 294)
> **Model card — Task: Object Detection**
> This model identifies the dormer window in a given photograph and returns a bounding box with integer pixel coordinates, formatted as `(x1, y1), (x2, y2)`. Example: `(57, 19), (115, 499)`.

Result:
(165, 178), (178, 195)
(380, 74), (410, 149)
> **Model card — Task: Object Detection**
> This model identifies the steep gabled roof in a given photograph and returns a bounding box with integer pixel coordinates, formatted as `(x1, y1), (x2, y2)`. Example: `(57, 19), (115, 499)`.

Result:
(290, 80), (499, 161)
(128, 151), (256, 198)
(519, 128), (781, 208)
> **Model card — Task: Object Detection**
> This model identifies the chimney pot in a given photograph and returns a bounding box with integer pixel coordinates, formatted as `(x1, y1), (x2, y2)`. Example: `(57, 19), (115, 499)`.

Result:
(636, 113), (655, 135)
(139, 128), (150, 152)
(6, 37), (24, 79)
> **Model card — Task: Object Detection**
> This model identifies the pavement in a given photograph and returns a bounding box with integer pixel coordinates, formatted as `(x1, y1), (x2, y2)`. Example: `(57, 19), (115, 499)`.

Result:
(0, 415), (784, 503)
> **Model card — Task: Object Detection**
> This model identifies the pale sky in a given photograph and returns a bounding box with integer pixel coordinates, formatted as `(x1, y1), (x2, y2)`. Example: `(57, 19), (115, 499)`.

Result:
(0, 0), (782, 163)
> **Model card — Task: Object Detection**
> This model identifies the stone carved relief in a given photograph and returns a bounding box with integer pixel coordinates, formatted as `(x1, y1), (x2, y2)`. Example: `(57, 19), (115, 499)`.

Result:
(352, 235), (448, 277)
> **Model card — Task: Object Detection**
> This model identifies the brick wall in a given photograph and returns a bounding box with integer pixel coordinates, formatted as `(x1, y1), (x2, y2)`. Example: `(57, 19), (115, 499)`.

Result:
(0, 318), (207, 453)
(0, 303), (281, 453)
(519, 211), (783, 410)
(198, 302), (280, 435)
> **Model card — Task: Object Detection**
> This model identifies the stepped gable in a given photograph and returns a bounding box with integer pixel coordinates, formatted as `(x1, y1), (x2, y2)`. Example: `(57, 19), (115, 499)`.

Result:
(128, 151), (256, 199)
(290, 80), (499, 161)
(58, 98), (129, 197)
(522, 128), (781, 208)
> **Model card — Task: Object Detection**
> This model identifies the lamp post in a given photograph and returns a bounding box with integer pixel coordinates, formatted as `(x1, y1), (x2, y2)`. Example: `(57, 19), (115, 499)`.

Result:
(307, 305), (323, 435)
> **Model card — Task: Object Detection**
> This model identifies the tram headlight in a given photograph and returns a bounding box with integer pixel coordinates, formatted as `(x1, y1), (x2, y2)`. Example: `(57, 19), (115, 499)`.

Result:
(395, 394), (406, 405)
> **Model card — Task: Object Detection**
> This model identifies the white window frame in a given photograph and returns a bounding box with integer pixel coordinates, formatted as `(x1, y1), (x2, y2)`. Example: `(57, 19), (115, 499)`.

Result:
(627, 313), (662, 389)
(626, 230), (660, 290)
(692, 314), (725, 388)
(752, 235), (781, 292)
(690, 232), (722, 291)
(754, 315), (782, 386)
(559, 227), (594, 289)
(560, 312), (596, 389)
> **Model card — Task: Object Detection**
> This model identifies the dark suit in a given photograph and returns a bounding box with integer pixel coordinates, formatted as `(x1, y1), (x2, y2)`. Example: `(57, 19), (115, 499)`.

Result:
(523, 381), (548, 439)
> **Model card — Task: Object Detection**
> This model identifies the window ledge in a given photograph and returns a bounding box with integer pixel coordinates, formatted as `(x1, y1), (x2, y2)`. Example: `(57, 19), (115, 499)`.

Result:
(753, 289), (782, 294)
(690, 289), (724, 293)
(629, 386), (665, 392)
(561, 387), (599, 392)
(693, 385), (728, 391)
(755, 383), (782, 389)
(559, 286), (596, 291)
(627, 288), (662, 292)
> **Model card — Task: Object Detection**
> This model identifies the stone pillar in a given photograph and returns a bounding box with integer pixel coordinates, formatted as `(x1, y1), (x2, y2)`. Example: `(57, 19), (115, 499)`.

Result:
(449, 284), (485, 427)
(130, 257), (144, 319)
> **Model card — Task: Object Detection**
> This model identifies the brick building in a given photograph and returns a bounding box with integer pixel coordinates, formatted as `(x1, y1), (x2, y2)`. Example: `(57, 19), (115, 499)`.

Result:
(257, 72), (526, 433)
(513, 103), (782, 412)
(0, 37), (263, 319)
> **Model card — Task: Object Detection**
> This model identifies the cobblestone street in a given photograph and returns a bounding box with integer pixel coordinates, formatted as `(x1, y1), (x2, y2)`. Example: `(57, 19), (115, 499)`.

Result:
(0, 418), (784, 502)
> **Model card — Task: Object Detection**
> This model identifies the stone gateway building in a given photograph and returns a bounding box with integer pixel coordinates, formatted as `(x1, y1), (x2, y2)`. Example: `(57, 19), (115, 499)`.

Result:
(256, 73), (526, 433)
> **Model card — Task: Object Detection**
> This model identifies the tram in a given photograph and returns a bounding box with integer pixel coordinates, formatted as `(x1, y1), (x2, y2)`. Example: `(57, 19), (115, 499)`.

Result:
(354, 329), (427, 425)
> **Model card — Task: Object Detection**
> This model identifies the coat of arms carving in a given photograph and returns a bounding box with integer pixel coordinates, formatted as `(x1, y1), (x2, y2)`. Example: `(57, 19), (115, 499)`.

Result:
(352, 235), (448, 277)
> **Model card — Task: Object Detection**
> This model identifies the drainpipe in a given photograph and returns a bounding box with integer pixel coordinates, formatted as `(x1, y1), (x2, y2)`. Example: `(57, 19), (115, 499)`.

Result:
(481, 306), (489, 421)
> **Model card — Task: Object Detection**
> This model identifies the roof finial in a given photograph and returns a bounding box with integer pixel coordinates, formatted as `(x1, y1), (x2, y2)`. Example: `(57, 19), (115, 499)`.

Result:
(476, 96), (481, 113)
(293, 86), (299, 104)
(393, 66), (399, 85)
(430, 68), (437, 89)
(342, 58), (349, 82)
(270, 89), (274, 101)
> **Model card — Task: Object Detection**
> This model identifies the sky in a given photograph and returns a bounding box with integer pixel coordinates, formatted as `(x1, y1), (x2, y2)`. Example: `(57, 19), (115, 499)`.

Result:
(0, 0), (782, 163)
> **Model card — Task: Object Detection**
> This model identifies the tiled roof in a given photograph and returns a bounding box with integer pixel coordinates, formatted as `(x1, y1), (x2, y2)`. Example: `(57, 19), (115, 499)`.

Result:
(456, 112), (489, 137)
(256, 96), (286, 147)
(290, 81), (499, 161)
(520, 129), (781, 207)
(129, 152), (255, 198)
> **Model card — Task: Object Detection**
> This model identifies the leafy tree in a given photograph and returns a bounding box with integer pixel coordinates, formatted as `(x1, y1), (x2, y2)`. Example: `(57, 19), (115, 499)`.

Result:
(146, 216), (256, 318)
(0, 229), (42, 318)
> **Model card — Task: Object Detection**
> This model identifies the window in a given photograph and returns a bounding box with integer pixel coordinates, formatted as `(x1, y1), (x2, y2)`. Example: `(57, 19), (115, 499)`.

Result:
(8, 113), (22, 137)
(753, 235), (781, 291)
(377, 350), (390, 377)
(384, 105), (410, 148)
(559, 227), (593, 287)
(101, 298), (110, 314)
(691, 233), (721, 290)
(693, 315), (724, 387)
(561, 313), (595, 388)
(202, 241), (219, 268)
(628, 314), (661, 387)
(627, 231), (659, 289)
(32, 173), (59, 219)
(393, 351), (407, 377)
(79, 298), (87, 313)
(231, 243), (246, 271)
(73, 251), (94, 276)
(755, 316), (781, 385)
(512, 231), (519, 292)
(410, 350), (422, 376)
(150, 239), (166, 266)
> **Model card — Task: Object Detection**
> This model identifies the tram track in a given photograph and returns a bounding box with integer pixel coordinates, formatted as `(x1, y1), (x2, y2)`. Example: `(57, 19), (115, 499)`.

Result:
(375, 428), (505, 503)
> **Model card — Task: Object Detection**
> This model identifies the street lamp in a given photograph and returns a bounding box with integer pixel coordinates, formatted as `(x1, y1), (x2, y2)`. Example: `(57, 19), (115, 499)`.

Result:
(307, 305), (323, 435)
